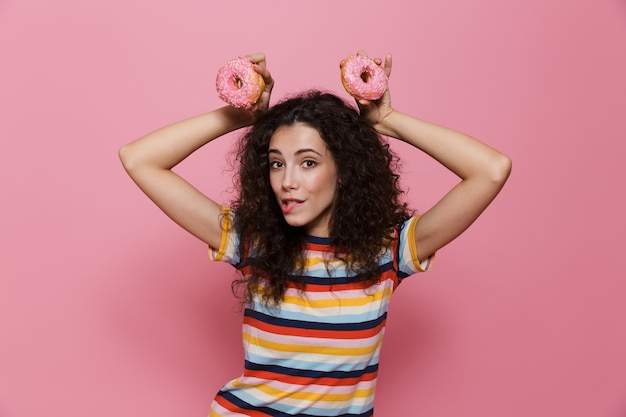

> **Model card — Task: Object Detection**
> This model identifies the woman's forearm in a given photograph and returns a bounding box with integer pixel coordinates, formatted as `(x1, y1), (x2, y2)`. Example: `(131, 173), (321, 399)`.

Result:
(378, 110), (511, 183)
(119, 106), (252, 173)
(117, 105), (252, 247)
(375, 109), (511, 259)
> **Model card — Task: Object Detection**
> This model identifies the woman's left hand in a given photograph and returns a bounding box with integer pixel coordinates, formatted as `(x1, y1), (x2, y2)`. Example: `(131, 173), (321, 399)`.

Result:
(342, 51), (395, 135)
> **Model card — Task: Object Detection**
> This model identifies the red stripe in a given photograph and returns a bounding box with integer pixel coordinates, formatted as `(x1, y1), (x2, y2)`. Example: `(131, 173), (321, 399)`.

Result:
(243, 316), (385, 340)
(242, 369), (378, 387)
(214, 395), (274, 417)
(284, 274), (396, 292)
(305, 242), (338, 252)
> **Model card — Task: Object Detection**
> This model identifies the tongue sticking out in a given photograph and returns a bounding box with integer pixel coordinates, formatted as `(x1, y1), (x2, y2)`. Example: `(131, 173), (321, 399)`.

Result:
(282, 200), (303, 213)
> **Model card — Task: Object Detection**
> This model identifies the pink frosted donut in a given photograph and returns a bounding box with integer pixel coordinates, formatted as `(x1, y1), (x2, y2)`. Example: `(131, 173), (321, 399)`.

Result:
(340, 55), (388, 101)
(216, 58), (265, 108)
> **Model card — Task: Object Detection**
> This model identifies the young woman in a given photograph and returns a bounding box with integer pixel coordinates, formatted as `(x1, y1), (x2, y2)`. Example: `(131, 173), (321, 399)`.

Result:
(119, 52), (511, 417)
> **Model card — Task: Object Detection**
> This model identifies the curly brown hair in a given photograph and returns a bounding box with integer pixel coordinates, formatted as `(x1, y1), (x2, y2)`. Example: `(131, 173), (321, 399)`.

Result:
(230, 90), (411, 305)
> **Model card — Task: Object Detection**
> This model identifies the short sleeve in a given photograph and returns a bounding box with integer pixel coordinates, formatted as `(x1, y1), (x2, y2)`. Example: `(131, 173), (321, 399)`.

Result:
(208, 206), (241, 265)
(396, 216), (435, 276)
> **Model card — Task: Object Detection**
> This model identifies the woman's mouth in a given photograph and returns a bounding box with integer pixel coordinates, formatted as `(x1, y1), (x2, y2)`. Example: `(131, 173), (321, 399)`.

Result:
(281, 198), (304, 213)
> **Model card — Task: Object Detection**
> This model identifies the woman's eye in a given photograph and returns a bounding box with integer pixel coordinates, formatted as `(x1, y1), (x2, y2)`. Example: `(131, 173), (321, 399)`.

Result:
(303, 160), (316, 168)
(269, 161), (283, 169)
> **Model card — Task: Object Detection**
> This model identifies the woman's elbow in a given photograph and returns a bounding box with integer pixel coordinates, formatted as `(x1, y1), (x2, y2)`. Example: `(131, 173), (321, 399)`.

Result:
(118, 143), (140, 173)
(490, 152), (512, 185)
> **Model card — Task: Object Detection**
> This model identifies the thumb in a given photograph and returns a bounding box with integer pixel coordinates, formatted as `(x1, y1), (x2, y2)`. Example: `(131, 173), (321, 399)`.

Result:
(357, 98), (374, 112)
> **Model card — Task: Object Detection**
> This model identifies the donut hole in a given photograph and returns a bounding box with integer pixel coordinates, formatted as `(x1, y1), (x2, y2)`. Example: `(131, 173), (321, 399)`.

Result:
(360, 71), (371, 83)
(233, 77), (243, 89)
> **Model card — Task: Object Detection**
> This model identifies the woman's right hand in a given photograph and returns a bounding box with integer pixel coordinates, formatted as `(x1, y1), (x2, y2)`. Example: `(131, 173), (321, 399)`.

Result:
(242, 52), (274, 122)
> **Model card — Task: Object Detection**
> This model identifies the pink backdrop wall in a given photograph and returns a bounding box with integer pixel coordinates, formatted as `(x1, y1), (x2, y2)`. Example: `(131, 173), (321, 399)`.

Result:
(1, 1), (625, 416)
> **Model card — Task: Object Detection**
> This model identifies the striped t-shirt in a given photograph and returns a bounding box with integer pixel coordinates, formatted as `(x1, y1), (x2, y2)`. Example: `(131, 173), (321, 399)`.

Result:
(208, 207), (432, 417)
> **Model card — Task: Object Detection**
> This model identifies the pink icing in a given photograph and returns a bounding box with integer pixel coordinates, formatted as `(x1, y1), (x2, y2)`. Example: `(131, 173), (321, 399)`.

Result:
(215, 58), (262, 108)
(341, 55), (388, 101)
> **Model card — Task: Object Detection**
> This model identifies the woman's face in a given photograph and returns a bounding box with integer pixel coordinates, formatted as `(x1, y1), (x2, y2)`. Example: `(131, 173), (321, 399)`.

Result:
(268, 123), (339, 237)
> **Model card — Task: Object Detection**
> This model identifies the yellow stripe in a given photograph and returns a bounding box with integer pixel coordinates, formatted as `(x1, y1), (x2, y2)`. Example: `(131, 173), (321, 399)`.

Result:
(302, 256), (328, 267)
(212, 206), (231, 262)
(209, 407), (224, 417)
(408, 215), (430, 272)
(243, 332), (382, 356)
(281, 286), (392, 309)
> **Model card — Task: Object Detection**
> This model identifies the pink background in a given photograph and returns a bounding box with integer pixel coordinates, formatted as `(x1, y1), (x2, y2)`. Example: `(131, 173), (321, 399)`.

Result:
(1, 0), (625, 416)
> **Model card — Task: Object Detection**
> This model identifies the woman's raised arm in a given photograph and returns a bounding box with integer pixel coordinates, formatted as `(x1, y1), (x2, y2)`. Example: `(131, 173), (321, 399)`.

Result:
(119, 53), (273, 248)
(378, 110), (511, 261)
(355, 52), (512, 261)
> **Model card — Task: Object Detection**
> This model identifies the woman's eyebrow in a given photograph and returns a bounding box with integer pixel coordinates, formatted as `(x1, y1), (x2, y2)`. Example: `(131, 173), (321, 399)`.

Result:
(268, 148), (323, 156)
(295, 148), (323, 156)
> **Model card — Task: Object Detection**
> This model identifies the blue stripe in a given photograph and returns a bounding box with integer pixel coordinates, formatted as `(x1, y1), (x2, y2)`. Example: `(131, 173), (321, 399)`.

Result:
(219, 390), (374, 417)
(244, 360), (379, 380)
(245, 309), (387, 331)
(294, 260), (395, 283)
(245, 352), (380, 373)
(303, 235), (332, 245)
(248, 303), (389, 325)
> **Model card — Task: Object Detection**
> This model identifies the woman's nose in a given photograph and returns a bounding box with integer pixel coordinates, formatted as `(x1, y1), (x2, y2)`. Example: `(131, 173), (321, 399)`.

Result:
(282, 167), (298, 190)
